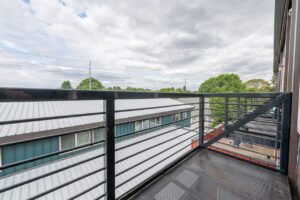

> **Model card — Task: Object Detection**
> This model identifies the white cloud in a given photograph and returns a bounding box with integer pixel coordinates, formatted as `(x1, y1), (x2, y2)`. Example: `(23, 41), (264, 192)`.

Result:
(0, 0), (275, 90)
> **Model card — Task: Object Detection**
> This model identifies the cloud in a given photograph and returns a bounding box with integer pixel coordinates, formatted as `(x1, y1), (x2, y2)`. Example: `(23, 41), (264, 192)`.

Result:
(0, 0), (275, 90)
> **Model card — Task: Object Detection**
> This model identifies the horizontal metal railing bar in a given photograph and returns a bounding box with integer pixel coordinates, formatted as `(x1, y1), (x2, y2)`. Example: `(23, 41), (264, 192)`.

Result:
(214, 141), (277, 158)
(203, 102), (270, 106)
(202, 108), (253, 114)
(0, 152), (106, 193)
(115, 134), (198, 189)
(28, 167), (106, 200)
(118, 145), (201, 200)
(234, 130), (279, 141)
(115, 102), (198, 113)
(203, 119), (219, 123)
(68, 181), (106, 200)
(201, 93), (281, 98)
(0, 139), (106, 170)
(251, 119), (281, 124)
(115, 113), (199, 139)
(226, 136), (278, 149)
(210, 145), (277, 166)
(0, 87), (204, 101)
(0, 124), (106, 147)
(115, 119), (199, 151)
(94, 193), (107, 200)
(68, 180), (106, 200)
(242, 125), (280, 134)
(204, 126), (223, 130)
(0, 88), (283, 101)
(0, 111), (105, 125)
(203, 114), (226, 118)
(115, 126), (199, 164)
(116, 132), (199, 177)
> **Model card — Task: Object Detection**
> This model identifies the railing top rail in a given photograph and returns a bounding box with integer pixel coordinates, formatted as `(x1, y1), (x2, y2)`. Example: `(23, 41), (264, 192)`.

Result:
(0, 87), (287, 101)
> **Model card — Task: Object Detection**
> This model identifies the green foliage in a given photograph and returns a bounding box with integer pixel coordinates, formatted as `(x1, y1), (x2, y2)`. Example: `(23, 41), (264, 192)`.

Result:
(245, 79), (271, 92)
(125, 87), (152, 92)
(106, 86), (122, 91)
(158, 87), (185, 93)
(270, 75), (277, 92)
(199, 74), (246, 93)
(76, 78), (104, 90)
(60, 80), (72, 89)
(198, 74), (246, 126)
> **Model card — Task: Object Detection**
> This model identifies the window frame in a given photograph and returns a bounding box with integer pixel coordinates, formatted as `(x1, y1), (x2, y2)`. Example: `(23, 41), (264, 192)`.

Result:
(59, 131), (94, 151)
(76, 131), (91, 146)
(93, 128), (105, 142)
(0, 148), (2, 169)
(135, 120), (143, 131)
(59, 133), (76, 151)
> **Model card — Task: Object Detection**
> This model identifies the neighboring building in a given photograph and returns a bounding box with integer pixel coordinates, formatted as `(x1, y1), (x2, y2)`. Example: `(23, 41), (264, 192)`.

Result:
(0, 99), (193, 176)
(273, 0), (300, 198)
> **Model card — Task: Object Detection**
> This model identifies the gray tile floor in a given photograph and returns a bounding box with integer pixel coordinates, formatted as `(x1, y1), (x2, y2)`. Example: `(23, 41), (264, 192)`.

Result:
(132, 149), (291, 200)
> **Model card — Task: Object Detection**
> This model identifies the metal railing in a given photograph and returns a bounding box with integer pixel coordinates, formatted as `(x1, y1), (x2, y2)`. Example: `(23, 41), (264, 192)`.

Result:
(0, 88), (291, 199)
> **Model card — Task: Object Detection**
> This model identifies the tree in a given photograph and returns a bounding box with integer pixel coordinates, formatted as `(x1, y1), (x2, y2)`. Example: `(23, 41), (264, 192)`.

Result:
(245, 79), (271, 92)
(77, 78), (104, 90)
(106, 86), (122, 91)
(124, 87), (152, 92)
(270, 75), (277, 92)
(158, 87), (186, 93)
(61, 80), (72, 89)
(199, 74), (246, 93)
(198, 74), (246, 126)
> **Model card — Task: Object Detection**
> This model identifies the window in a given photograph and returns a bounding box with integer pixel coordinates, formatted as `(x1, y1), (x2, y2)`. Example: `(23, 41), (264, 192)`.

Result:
(60, 134), (76, 150)
(135, 121), (143, 131)
(143, 120), (150, 129)
(94, 128), (105, 142)
(0, 148), (2, 169)
(60, 131), (93, 151)
(149, 117), (161, 128)
(149, 119), (156, 128)
(77, 131), (90, 146)
(181, 112), (187, 119)
(173, 113), (181, 122)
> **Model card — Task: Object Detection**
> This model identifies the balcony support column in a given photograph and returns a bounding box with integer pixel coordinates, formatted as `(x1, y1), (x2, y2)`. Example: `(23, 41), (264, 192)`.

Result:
(199, 96), (205, 145)
(105, 99), (115, 199)
(279, 94), (291, 175)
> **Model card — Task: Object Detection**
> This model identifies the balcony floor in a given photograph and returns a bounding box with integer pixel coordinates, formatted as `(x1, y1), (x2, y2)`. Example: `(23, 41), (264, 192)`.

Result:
(132, 149), (291, 200)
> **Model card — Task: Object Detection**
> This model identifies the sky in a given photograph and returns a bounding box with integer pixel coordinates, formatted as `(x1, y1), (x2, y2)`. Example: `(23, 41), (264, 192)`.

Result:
(0, 0), (275, 90)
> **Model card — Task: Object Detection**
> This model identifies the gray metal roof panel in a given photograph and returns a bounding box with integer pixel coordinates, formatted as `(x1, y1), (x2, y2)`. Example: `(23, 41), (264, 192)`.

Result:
(0, 126), (197, 199)
(0, 99), (193, 138)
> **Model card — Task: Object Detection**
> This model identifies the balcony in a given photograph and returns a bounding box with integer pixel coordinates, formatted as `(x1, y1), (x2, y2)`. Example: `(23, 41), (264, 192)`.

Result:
(0, 88), (292, 199)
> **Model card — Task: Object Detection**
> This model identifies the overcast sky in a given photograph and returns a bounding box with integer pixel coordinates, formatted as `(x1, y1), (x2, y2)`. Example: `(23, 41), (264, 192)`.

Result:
(0, 0), (275, 90)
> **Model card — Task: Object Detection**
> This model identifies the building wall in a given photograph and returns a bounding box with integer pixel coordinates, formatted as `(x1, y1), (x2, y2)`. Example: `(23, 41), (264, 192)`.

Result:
(275, 0), (300, 198)
(1, 137), (59, 176)
(0, 111), (191, 176)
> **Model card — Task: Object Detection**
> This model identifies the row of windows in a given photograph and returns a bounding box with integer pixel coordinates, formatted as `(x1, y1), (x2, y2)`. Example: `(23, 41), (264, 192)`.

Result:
(134, 112), (188, 132)
(172, 112), (188, 122)
(135, 117), (161, 131)
(0, 112), (190, 168)
(59, 128), (105, 151)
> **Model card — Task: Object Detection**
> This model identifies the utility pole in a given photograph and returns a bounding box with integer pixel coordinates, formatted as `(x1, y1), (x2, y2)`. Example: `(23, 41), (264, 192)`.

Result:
(184, 79), (187, 92)
(89, 60), (92, 90)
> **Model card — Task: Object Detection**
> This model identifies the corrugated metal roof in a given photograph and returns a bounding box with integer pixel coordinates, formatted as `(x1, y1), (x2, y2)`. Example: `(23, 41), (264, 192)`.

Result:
(0, 99), (193, 138)
(0, 126), (198, 199)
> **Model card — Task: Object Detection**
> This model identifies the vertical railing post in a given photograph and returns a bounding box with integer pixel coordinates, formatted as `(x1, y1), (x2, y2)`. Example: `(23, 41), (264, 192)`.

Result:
(199, 96), (205, 145)
(237, 97), (240, 120)
(244, 97), (247, 115)
(279, 94), (291, 175)
(105, 99), (115, 199)
(224, 96), (229, 130)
